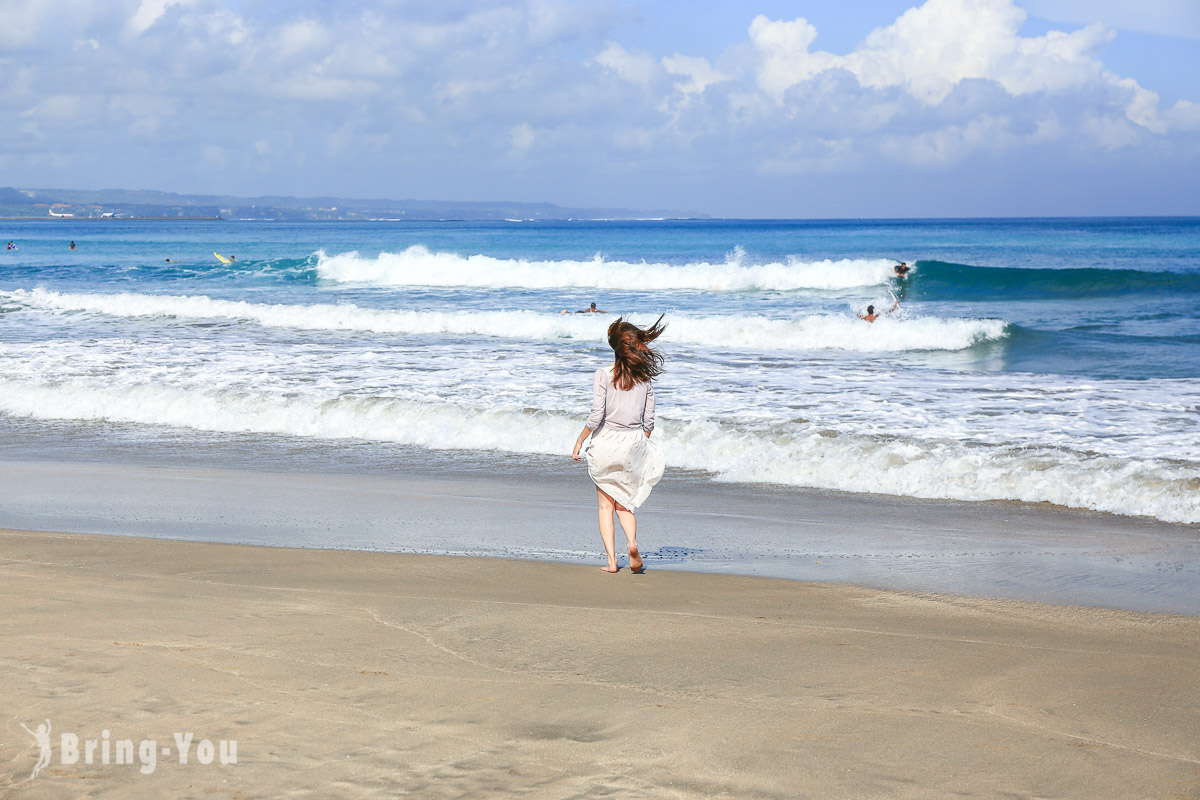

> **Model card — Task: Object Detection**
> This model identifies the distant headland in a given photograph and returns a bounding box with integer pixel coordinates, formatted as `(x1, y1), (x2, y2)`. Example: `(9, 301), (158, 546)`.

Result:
(0, 187), (704, 222)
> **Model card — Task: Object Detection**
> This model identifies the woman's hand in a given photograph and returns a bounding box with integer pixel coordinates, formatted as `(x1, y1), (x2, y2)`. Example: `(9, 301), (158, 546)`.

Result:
(572, 426), (591, 461)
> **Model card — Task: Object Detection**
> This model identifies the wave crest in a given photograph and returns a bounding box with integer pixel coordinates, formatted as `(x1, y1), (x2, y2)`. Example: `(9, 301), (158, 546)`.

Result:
(315, 246), (899, 291)
(5, 288), (1008, 353)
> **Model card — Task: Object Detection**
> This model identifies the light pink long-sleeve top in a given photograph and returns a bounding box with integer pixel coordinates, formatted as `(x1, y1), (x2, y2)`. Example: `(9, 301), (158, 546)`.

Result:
(585, 367), (655, 434)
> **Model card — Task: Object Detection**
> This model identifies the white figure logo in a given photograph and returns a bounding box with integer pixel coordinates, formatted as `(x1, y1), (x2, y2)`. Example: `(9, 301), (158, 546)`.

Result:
(20, 720), (51, 779)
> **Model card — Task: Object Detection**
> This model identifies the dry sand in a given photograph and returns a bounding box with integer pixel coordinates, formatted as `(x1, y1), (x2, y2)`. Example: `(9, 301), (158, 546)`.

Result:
(1, 528), (1197, 799)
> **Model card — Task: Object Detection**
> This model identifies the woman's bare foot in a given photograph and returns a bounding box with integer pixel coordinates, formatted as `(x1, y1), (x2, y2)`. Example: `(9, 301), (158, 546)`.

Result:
(600, 564), (619, 573)
(628, 547), (644, 573)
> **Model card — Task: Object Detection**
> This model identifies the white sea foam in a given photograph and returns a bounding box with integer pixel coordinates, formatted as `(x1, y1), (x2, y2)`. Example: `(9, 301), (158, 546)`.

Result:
(314, 246), (899, 291)
(0, 377), (1195, 523)
(3, 288), (1007, 353)
(663, 418), (1200, 524)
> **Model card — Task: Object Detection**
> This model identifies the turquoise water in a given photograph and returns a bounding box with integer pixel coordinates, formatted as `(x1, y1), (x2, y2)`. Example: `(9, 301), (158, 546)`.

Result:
(2, 217), (1198, 523)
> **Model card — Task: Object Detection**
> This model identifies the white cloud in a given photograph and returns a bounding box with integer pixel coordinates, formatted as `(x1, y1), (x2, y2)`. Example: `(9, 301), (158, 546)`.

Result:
(856, 3), (1117, 101)
(849, 0), (1030, 102)
(201, 144), (227, 167)
(0, 0), (1194, 215)
(662, 54), (729, 97)
(1081, 113), (1143, 150)
(749, 0), (1119, 104)
(524, 0), (625, 45)
(1022, 0), (1200, 41)
(275, 19), (328, 56)
(1165, 100), (1200, 132)
(748, 15), (837, 100)
(128, 0), (196, 36)
(609, 125), (659, 152)
(510, 122), (535, 155)
(745, 0), (1170, 140)
(592, 41), (660, 87)
(759, 137), (860, 175)
(22, 94), (89, 122)
(1114, 77), (1165, 133)
(887, 114), (1017, 166)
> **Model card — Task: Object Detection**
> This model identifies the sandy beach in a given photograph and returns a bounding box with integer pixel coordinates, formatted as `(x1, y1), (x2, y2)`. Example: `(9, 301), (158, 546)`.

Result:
(2, 527), (1197, 799)
(5, 0), (1200, 794)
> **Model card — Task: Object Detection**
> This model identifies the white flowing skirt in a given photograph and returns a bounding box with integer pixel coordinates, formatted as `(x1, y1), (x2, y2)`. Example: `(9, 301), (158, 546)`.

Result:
(585, 428), (665, 513)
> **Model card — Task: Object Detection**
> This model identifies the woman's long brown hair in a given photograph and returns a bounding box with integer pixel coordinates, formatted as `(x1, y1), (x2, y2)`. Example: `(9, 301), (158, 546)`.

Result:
(608, 315), (666, 390)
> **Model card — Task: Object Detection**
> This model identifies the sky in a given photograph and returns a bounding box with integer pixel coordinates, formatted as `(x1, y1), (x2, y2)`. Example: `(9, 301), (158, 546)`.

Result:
(1, 0), (1198, 217)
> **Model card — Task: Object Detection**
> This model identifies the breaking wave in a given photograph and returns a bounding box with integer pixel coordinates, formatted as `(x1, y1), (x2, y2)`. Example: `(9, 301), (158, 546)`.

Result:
(0, 378), (1194, 523)
(4, 288), (1008, 353)
(314, 246), (899, 291)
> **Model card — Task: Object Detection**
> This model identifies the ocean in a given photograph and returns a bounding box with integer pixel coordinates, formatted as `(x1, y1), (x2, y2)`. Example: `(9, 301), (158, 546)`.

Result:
(1, 216), (1198, 525)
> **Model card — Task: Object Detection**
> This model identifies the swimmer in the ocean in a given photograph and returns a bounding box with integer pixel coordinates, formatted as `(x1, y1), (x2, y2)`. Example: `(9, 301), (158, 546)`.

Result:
(894, 262), (910, 276)
(561, 302), (607, 314)
(858, 300), (898, 323)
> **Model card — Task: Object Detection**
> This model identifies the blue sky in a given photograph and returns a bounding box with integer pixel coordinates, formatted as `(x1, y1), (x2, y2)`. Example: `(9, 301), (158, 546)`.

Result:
(1, 0), (1197, 217)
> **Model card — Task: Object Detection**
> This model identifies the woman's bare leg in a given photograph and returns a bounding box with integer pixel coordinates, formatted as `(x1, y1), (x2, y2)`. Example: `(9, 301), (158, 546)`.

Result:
(596, 488), (619, 572)
(614, 506), (641, 572)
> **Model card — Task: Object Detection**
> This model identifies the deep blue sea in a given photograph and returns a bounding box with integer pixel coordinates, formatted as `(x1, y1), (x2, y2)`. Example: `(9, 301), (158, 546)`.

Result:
(1, 217), (1198, 523)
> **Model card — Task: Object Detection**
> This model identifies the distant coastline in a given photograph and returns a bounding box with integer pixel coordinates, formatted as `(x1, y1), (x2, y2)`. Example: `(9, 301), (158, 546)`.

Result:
(0, 215), (223, 221)
(0, 186), (702, 222)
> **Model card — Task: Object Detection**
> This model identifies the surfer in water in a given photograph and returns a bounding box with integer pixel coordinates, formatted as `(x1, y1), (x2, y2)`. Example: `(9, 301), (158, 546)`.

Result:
(858, 300), (899, 323)
(561, 302), (607, 314)
(891, 262), (912, 300)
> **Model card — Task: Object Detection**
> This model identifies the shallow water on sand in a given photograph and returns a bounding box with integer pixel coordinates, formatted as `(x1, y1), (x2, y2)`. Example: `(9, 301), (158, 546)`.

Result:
(2, 428), (1196, 615)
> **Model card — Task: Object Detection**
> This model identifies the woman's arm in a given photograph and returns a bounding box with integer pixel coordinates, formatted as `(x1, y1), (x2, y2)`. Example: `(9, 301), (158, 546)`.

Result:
(643, 383), (655, 437)
(571, 426), (592, 461)
(584, 368), (606, 431)
(574, 369), (606, 459)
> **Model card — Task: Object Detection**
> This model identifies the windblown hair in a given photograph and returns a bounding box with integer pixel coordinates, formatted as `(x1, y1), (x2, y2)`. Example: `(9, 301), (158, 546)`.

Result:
(608, 315), (666, 390)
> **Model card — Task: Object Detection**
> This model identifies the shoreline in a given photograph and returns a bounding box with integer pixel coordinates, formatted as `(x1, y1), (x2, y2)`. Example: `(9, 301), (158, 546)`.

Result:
(2, 529), (1197, 798)
(1, 456), (1197, 616)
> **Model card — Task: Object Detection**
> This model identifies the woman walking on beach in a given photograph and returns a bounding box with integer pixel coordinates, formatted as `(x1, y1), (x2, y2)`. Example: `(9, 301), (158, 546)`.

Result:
(571, 316), (667, 573)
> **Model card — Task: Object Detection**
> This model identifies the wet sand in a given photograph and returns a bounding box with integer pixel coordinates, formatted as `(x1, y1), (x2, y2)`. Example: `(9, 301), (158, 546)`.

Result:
(1, 459), (1198, 614)
(1, 528), (1198, 799)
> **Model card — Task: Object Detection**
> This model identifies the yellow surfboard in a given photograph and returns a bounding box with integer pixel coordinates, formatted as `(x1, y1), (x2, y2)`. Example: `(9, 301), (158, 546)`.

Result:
(214, 252), (233, 264)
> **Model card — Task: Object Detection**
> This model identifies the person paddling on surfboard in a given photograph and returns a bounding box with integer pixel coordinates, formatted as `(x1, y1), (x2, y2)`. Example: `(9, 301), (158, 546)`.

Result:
(560, 302), (607, 314)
